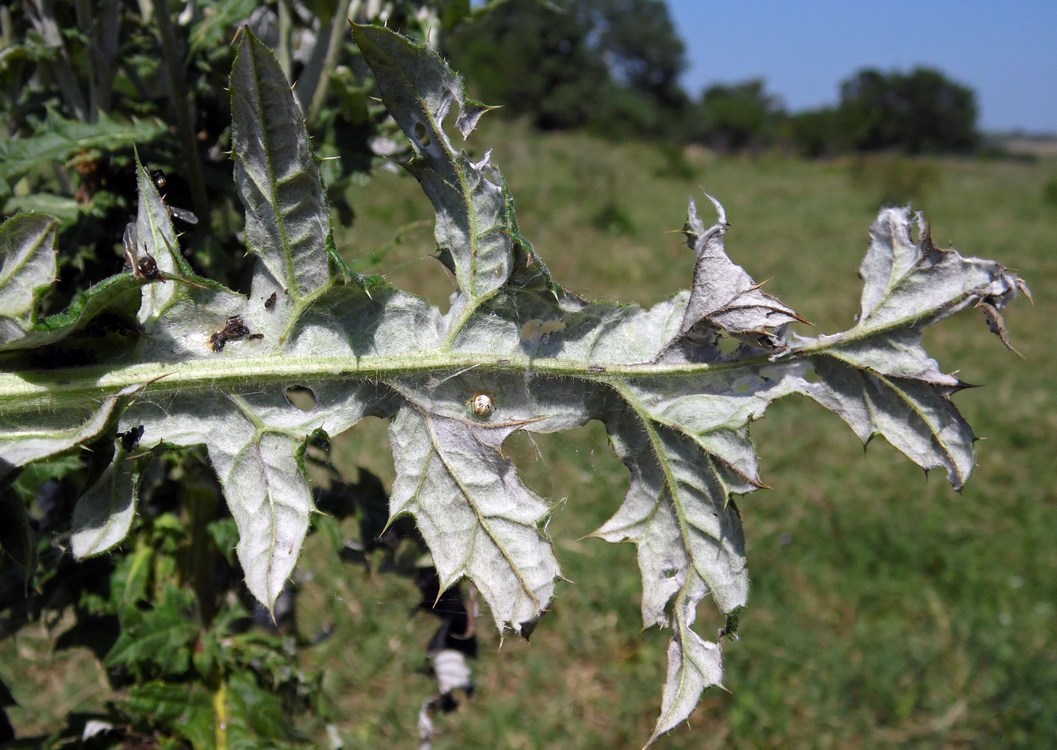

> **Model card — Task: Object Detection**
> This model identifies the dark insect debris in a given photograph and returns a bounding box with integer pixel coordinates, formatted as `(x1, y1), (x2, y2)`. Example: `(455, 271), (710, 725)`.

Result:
(151, 169), (198, 225)
(119, 425), (145, 452)
(210, 315), (251, 352)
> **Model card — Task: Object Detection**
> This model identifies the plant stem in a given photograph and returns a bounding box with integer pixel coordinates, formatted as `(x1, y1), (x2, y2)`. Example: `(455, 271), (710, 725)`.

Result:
(213, 677), (229, 750)
(153, 2), (209, 224)
(307, 0), (353, 126)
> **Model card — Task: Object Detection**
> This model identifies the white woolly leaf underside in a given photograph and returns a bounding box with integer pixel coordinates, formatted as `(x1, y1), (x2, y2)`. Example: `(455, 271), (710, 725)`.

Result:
(0, 25), (1028, 746)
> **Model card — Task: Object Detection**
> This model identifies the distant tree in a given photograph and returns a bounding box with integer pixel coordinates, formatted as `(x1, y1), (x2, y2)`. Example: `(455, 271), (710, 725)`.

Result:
(689, 79), (785, 152)
(839, 67), (979, 153)
(787, 106), (850, 158)
(442, 0), (609, 130)
(444, 0), (689, 138)
(571, 0), (688, 111)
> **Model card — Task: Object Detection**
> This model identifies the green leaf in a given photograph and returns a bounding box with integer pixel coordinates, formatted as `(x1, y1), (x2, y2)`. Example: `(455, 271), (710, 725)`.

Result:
(111, 538), (155, 611)
(0, 110), (167, 184)
(1, 193), (82, 221)
(224, 671), (293, 745)
(105, 585), (198, 679)
(122, 680), (214, 747)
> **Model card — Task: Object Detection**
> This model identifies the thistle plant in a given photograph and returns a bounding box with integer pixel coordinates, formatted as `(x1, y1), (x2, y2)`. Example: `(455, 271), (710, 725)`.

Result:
(0, 25), (1029, 746)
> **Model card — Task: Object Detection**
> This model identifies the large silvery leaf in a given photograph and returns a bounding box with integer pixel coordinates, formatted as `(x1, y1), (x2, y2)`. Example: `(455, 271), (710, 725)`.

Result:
(388, 407), (559, 632)
(71, 432), (141, 558)
(130, 151), (187, 322)
(110, 379), (383, 609)
(353, 24), (550, 329)
(385, 371), (596, 633)
(0, 23), (1030, 747)
(0, 384), (142, 482)
(230, 30), (333, 300)
(792, 209), (1028, 488)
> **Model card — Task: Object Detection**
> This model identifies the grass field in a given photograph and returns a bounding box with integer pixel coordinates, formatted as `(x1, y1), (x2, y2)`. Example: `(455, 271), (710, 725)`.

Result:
(4, 121), (1055, 748)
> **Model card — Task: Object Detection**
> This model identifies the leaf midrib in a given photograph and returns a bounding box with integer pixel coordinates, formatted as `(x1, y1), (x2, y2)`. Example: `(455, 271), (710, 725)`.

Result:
(0, 349), (776, 415)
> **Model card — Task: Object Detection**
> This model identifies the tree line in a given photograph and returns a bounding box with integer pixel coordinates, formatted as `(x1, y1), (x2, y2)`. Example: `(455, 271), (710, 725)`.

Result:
(443, 0), (979, 156)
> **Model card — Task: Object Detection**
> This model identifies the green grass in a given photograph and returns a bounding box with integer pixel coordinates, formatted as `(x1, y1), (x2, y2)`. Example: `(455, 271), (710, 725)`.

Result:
(4, 122), (1055, 748)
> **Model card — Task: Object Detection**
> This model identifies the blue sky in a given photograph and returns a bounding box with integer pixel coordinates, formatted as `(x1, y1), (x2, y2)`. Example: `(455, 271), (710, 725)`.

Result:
(666, 1), (1057, 133)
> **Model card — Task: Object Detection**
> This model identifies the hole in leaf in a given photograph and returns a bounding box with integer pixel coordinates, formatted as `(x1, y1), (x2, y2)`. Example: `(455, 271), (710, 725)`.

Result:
(285, 384), (317, 412)
(718, 335), (740, 356)
(413, 120), (431, 148)
(504, 423), (628, 530)
(329, 417), (397, 487)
